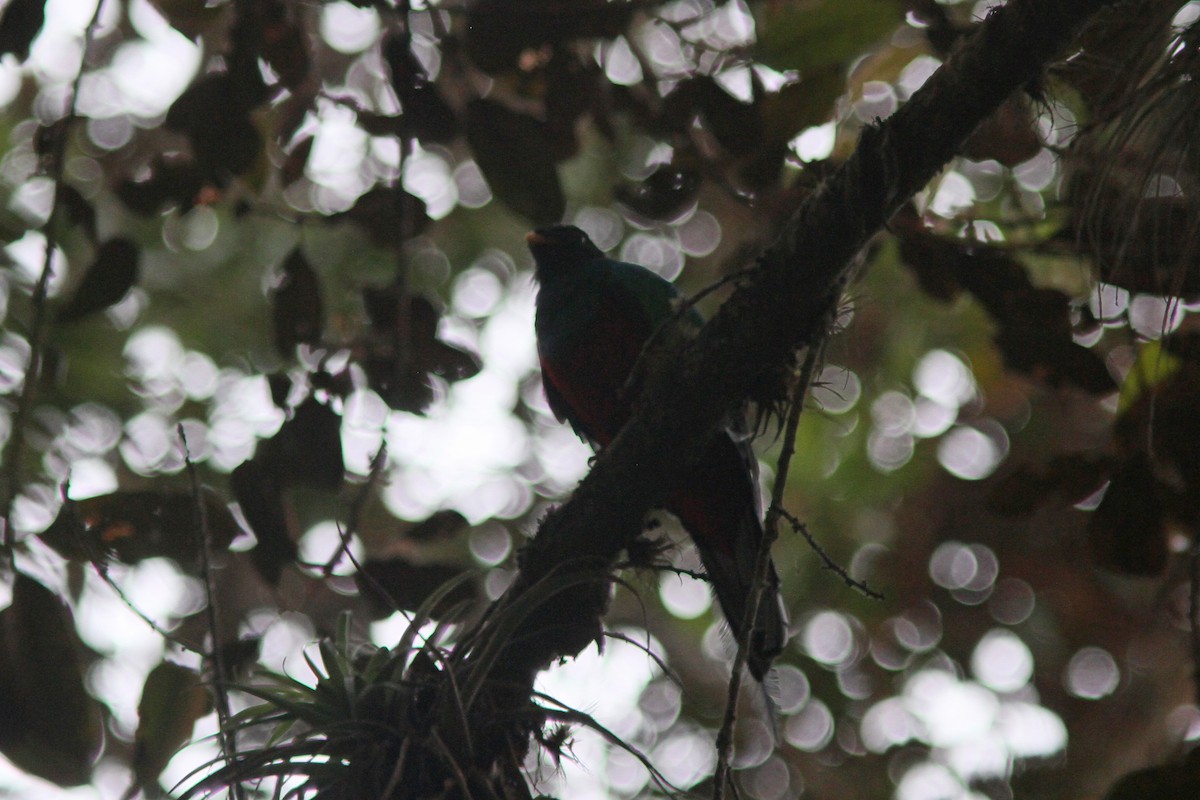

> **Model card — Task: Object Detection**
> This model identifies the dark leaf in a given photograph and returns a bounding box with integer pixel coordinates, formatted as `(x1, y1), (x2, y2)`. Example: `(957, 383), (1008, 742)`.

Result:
(895, 211), (1117, 394)
(58, 184), (97, 241)
(1060, 178), (1200, 298)
(760, 70), (844, 145)
(280, 134), (313, 186)
(117, 156), (206, 216)
(252, 0), (309, 90)
(382, 32), (424, 88)
(406, 510), (469, 543)
(361, 285), (404, 329)
(466, 98), (565, 225)
(0, 573), (102, 787)
(464, 0), (635, 74)
(310, 368), (355, 399)
(1088, 457), (1167, 575)
(267, 371), (293, 409)
(544, 51), (601, 159)
(740, 141), (791, 190)
(271, 249), (324, 357)
(231, 459), (297, 586)
(993, 329), (1117, 394)
(41, 489), (239, 572)
(409, 298), (483, 383)
(0, 0), (45, 61)
(33, 117), (65, 158)
(356, 557), (474, 617)
(382, 34), (459, 144)
(741, 70), (845, 189)
(616, 166), (701, 221)
(130, 662), (212, 797)
(257, 396), (345, 492)
(359, 291), (482, 413)
(987, 454), (1112, 516)
(166, 72), (263, 134)
(220, 636), (262, 675)
(401, 86), (461, 145)
(1104, 748), (1200, 799)
(695, 75), (763, 156)
(166, 74), (265, 180)
(57, 238), (140, 324)
(892, 210), (963, 301)
(146, 0), (222, 39)
(333, 185), (430, 249)
(658, 78), (702, 133)
(355, 110), (407, 138)
(1116, 346), (1200, 499)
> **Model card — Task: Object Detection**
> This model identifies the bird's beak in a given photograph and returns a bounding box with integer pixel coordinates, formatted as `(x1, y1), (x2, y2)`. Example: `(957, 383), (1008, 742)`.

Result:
(525, 231), (547, 246)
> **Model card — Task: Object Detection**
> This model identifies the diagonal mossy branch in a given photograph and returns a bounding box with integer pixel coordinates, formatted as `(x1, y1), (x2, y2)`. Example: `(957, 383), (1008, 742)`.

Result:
(458, 0), (1123, 763)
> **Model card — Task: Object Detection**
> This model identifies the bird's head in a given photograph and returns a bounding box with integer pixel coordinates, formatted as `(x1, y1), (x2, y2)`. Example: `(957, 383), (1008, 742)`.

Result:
(526, 225), (605, 280)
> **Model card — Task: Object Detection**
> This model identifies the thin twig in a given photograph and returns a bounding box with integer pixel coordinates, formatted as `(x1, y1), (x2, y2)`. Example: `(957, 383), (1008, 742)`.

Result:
(323, 442), (388, 576)
(712, 343), (820, 800)
(778, 508), (884, 600)
(431, 729), (475, 800)
(1191, 539), (1200, 706)
(649, 266), (760, 355)
(533, 694), (681, 797)
(602, 629), (681, 686)
(179, 425), (244, 800)
(378, 736), (411, 800)
(1, 1), (105, 565)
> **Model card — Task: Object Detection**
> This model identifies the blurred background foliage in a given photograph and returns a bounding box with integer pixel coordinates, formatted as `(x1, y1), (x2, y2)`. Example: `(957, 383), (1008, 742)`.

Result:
(0, 0), (1198, 797)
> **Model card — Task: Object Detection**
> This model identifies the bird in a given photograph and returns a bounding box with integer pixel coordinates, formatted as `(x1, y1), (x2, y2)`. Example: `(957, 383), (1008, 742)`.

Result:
(528, 224), (785, 681)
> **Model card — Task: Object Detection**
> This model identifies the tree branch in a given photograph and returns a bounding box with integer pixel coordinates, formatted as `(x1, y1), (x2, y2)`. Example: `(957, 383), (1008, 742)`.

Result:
(456, 0), (1121, 760)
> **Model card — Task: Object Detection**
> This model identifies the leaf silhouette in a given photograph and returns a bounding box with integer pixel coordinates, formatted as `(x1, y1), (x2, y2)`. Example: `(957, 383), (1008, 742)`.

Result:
(0, 0), (45, 61)
(130, 662), (212, 797)
(0, 573), (102, 787)
(41, 489), (239, 572)
(271, 249), (324, 356)
(359, 290), (482, 413)
(231, 459), (297, 586)
(466, 99), (565, 225)
(57, 238), (140, 324)
(257, 395), (345, 492)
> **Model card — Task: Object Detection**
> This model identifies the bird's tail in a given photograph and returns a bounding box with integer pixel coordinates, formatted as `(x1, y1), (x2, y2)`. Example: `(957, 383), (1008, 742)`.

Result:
(698, 520), (787, 682)
(669, 436), (787, 682)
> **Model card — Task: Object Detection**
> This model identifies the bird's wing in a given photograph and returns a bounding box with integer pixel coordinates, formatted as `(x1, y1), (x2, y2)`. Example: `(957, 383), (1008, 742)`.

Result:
(605, 260), (690, 328)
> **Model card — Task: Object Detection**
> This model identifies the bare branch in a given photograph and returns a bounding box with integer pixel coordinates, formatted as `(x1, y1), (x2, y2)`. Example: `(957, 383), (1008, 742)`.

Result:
(1, 2), (105, 565)
(180, 425), (244, 800)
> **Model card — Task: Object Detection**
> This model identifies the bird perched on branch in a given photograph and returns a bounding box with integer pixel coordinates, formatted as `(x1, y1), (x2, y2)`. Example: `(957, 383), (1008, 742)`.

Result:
(528, 224), (786, 681)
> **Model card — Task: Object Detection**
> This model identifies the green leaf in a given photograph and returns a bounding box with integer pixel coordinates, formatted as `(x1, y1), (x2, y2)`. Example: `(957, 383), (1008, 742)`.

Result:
(754, 0), (902, 74)
(130, 662), (213, 796)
